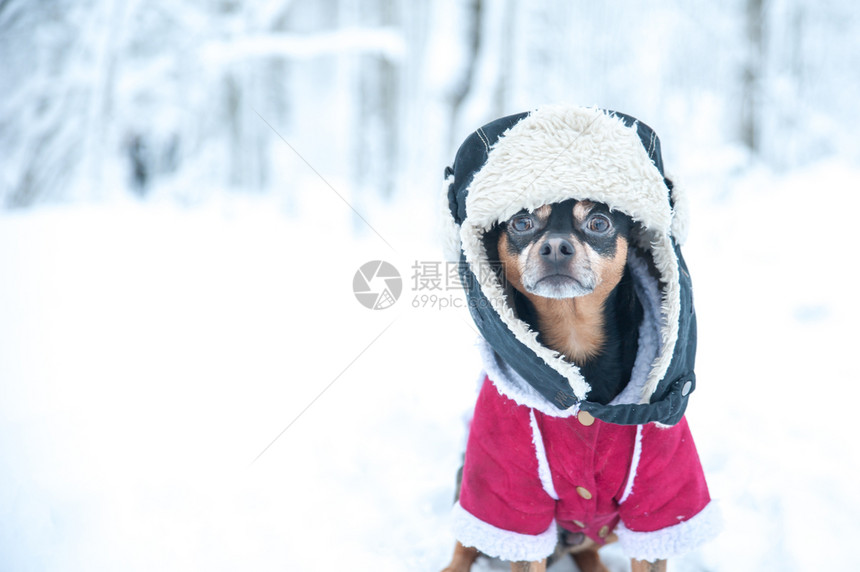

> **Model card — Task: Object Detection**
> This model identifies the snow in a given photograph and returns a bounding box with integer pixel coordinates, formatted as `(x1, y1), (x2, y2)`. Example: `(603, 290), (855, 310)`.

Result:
(1, 157), (858, 571)
(4, 0), (860, 567)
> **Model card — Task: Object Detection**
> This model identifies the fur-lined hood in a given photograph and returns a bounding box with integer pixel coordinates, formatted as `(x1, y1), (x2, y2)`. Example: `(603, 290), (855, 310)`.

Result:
(442, 105), (697, 426)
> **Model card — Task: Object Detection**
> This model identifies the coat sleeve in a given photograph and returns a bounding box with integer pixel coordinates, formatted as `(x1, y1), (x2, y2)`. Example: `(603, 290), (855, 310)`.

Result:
(452, 376), (558, 562)
(616, 418), (722, 561)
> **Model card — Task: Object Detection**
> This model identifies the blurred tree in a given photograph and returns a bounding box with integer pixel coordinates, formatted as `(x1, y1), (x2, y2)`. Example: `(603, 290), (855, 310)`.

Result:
(351, 0), (402, 199)
(446, 0), (482, 151)
(1, 0), (858, 207)
(741, 0), (763, 154)
(0, 0), (94, 207)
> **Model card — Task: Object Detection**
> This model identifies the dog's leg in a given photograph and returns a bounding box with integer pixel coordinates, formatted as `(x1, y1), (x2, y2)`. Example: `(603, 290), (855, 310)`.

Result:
(630, 559), (666, 572)
(510, 560), (546, 572)
(571, 548), (609, 572)
(440, 542), (479, 572)
(563, 530), (611, 572)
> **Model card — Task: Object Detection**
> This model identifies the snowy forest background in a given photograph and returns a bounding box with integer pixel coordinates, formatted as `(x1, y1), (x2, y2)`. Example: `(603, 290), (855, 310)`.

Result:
(3, 1), (860, 571)
(2, 0), (858, 207)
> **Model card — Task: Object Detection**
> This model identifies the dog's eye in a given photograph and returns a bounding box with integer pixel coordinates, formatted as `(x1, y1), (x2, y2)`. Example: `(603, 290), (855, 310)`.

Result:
(587, 214), (612, 234)
(510, 215), (534, 233)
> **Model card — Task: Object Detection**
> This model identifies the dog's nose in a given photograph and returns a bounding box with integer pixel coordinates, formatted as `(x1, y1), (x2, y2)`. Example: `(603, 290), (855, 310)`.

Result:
(539, 236), (574, 262)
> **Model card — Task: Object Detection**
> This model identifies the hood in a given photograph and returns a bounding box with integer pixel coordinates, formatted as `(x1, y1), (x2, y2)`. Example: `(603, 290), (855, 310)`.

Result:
(442, 105), (697, 426)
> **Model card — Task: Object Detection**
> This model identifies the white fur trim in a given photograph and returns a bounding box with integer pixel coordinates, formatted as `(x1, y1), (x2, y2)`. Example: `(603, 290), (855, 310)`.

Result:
(618, 424), (643, 504)
(644, 232), (681, 401)
(458, 369), (487, 450)
(458, 105), (682, 404)
(439, 173), (462, 262)
(616, 501), (723, 561)
(479, 337), (579, 418)
(451, 501), (558, 562)
(668, 173), (690, 246)
(529, 410), (559, 500)
(474, 368), (488, 392)
(463, 106), (672, 235)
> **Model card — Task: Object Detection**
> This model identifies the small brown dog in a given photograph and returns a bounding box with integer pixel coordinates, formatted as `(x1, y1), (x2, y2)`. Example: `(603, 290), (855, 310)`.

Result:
(440, 105), (717, 572)
(442, 198), (663, 572)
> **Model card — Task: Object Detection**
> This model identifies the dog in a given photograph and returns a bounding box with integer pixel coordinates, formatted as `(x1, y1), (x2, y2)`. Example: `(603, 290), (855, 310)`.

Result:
(441, 198), (666, 572)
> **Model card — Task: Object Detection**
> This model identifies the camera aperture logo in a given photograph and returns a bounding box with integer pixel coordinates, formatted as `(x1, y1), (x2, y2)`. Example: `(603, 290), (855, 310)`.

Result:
(353, 260), (402, 310)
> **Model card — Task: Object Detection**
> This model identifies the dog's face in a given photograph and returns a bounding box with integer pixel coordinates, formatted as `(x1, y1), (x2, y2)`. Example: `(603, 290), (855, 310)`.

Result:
(497, 199), (634, 299)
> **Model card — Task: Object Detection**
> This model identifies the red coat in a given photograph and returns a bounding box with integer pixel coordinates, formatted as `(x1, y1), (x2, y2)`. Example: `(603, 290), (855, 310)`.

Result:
(452, 374), (720, 562)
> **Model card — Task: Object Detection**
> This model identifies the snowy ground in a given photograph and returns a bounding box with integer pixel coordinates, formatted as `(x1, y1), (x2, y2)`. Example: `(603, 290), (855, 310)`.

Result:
(1, 160), (859, 571)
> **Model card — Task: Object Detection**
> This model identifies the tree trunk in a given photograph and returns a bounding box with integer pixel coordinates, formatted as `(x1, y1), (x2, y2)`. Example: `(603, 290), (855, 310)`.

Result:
(741, 0), (764, 154)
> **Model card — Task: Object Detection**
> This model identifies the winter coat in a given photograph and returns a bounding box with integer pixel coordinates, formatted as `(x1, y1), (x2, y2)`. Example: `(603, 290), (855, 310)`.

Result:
(453, 345), (720, 561)
(441, 105), (721, 561)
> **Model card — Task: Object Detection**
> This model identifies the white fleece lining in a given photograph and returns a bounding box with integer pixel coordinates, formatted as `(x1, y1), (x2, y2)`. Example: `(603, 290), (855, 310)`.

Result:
(610, 250), (662, 406)
(619, 424), (644, 504)
(440, 173), (462, 262)
(479, 337), (580, 418)
(462, 106), (674, 233)
(451, 501), (558, 562)
(616, 501), (723, 561)
(529, 410), (559, 500)
(452, 105), (684, 405)
(668, 173), (689, 245)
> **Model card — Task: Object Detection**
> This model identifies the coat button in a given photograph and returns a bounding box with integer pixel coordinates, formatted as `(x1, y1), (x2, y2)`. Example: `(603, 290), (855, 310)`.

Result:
(682, 380), (693, 396)
(577, 410), (595, 426)
(598, 525), (610, 538)
(576, 486), (592, 500)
